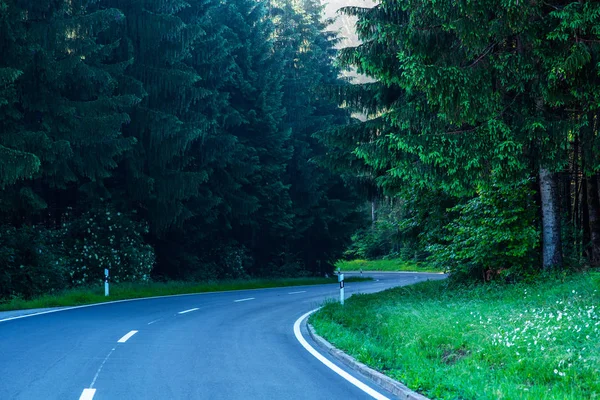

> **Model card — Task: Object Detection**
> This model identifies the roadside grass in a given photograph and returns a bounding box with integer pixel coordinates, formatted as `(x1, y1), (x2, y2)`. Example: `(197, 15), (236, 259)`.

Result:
(336, 258), (443, 273)
(311, 272), (600, 400)
(0, 276), (371, 312)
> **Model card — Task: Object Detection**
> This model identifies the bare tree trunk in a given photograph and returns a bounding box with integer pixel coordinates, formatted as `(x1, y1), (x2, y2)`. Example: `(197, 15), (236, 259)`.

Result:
(587, 174), (600, 265)
(573, 135), (580, 231)
(561, 172), (572, 223)
(582, 171), (591, 259)
(540, 167), (563, 269)
(371, 197), (377, 225)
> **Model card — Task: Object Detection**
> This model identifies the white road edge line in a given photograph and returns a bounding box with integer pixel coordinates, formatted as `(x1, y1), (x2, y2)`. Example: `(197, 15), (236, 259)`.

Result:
(288, 291), (307, 295)
(0, 285), (310, 324)
(293, 309), (390, 400)
(233, 297), (255, 302)
(178, 308), (199, 314)
(117, 330), (138, 343)
(1, 273), (405, 324)
(79, 388), (96, 400)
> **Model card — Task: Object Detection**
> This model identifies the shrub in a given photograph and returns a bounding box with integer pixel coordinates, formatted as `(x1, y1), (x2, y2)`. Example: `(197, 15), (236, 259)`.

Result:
(63, 206), (154, 285)
(428, 181), (540, 282)
(0, 225), (68, 300)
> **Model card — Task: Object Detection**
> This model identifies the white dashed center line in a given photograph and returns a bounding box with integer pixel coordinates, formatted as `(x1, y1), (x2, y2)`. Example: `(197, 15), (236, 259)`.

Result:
(79, 388), (96, 400)
(178, 308), (199, 315)
(117, 330), (138, 343)
(234, 297), (255, 302)
(288, 291), (306, 295)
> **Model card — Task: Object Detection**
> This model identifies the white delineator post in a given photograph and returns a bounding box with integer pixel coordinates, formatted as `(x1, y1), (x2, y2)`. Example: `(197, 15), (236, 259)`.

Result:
(104, 268), (109, 297)
(338, 273), (344, 305)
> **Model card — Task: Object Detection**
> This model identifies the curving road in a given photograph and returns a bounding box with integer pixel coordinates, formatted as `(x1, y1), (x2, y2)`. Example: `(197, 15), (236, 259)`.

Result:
(0, 272), (445, 400)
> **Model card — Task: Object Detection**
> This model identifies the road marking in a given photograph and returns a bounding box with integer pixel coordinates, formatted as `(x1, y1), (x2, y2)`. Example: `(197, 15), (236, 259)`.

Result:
(178, 308), (199, 314)
(79, 388), (96, 400)
(1, 278), (398, 324)
(90, 347), (115, 388)
(117, 330), (138, 343)
(288, 291), (307, 295)
(233, 297), (255, 302)
(147, 318), (162, 325)
(293, 309), (390, 400)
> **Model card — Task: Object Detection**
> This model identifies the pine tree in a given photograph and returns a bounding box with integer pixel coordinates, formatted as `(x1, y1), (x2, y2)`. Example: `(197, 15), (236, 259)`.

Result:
(273, 0), (361, 274)
(0, 0), (138, 223)
(327, 1), (600, 272)
(102, 0), (208, 233)
(212, 0), (294, 275)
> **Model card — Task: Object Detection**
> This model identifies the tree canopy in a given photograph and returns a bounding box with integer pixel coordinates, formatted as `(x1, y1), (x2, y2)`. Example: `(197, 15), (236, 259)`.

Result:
(0, 0), (362, 299)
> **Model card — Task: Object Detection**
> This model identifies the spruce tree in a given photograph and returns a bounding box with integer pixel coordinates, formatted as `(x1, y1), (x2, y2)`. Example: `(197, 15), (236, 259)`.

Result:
(1, 0), (137, 223)
(101, 0), (209, 233)
(274, 0), (361, 274)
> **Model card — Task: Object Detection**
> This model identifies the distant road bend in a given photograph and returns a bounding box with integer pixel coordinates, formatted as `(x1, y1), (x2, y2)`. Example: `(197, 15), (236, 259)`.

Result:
(0, 272), (445, 400)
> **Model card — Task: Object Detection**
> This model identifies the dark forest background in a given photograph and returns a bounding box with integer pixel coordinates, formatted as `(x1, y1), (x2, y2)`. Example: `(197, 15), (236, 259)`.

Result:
(3, 0), (600, 301)
(0, 0), (366, 299)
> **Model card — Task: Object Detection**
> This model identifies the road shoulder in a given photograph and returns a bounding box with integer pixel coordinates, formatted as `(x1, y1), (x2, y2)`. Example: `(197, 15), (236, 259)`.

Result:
(306, 320), (430, 400)
(0, 307), (69, 321)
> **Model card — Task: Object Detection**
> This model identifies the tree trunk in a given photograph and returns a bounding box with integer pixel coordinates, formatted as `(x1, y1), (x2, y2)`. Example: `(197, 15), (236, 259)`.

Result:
(371, 197), (377, 225)
(561, 172), (572, 223)
(587, 174), (600, 265)
(582, 174), (590, 259)
(573, 136), (580, 231)
(539, 166), (563, 269)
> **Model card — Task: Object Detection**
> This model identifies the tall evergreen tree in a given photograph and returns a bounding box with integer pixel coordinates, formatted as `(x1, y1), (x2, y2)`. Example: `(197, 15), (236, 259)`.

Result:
(102, 0), (207, 233)
(0, 0), (137, 224)
(274, 0), (361, 274)
(326, 1), (600, 273)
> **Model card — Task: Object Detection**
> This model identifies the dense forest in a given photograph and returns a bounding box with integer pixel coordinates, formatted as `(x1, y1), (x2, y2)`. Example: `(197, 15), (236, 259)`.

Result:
(2, 0), (600, 301)
(326, 0), (600, 282)
(0, 0), (365, 300)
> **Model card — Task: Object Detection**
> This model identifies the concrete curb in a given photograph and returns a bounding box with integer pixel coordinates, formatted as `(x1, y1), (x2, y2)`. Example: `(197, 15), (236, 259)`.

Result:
(306, 322), (430, 400)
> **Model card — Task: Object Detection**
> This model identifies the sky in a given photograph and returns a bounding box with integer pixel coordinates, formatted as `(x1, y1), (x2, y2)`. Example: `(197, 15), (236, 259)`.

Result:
(322, 0), (376, 49)
(321, 0), (376, 85)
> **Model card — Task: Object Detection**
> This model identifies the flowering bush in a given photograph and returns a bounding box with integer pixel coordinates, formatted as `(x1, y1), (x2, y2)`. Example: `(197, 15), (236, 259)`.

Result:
(64, 207), (154, 285)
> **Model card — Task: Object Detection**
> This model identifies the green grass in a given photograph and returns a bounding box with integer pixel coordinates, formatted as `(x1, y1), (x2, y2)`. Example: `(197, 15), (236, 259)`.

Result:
(0, 276), (371, 312)
(335, 258), (443, 273)
(311, 272), (600, 400)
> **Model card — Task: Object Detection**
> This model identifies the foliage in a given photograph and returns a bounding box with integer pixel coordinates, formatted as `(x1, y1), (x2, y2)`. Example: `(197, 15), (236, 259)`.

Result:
(335, 258), (443, 273)
(311, 272), (600, 400)
(321, 0), (600, 279)
(429, 181), (541, 282)
(344, 191), (456, 261)
(0, 206), (155, 299)
(344, 226), (391, 260)
(0, 0), (363, 301)
(63, 206), (154, 285)
(0, 225), (68, 300)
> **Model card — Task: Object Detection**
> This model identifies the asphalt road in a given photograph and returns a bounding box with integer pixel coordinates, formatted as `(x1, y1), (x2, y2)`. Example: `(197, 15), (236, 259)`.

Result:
(0, 272), (445, 400)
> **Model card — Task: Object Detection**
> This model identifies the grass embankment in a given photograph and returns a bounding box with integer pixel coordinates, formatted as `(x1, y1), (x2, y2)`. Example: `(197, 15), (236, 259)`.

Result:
(336, 258), (443, 273)
(0, 276), (370, 312)
(311, 272), (600, 400)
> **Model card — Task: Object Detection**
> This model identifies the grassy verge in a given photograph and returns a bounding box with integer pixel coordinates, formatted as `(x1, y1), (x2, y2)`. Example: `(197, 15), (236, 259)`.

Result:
(311, 272), (600, 400)
(336, 258), (443, 273)
(0, 276), (371, 312)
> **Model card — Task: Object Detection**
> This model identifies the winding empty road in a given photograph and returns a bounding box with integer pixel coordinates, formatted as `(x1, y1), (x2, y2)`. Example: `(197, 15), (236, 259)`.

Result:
(0, 272), (444, 400)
